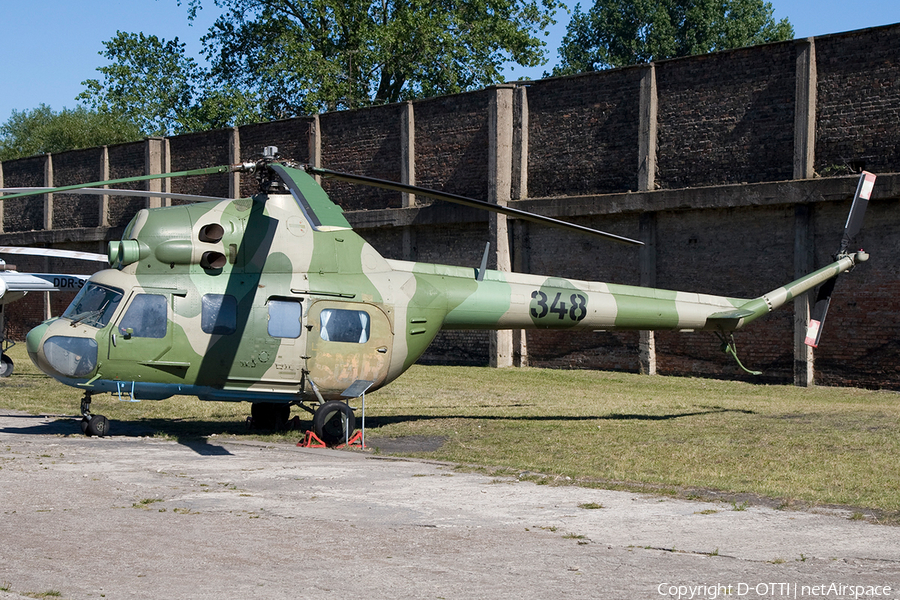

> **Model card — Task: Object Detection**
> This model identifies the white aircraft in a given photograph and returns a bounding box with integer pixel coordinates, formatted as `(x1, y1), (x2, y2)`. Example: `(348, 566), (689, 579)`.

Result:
(0, 246), (107, 376)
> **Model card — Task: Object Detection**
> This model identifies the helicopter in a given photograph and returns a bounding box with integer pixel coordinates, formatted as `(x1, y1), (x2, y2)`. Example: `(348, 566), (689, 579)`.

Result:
(0, 245), (108, 377)
(7, 148), (875, 443)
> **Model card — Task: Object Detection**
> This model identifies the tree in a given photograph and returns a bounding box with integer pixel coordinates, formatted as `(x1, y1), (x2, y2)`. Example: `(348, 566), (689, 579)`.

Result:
(80, 32), (211, 136)
(182, 0), (563, 117)
(553, 0), (793, 75)
(0, 104), (143, 161)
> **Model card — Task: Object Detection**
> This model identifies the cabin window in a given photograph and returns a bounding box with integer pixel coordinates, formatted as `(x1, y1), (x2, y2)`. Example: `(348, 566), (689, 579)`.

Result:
(201, 294), (237, 335)
(268, 300), (303, 339)
(319, 309), (370, 343)
(62, 282), (123, 328)
(118, 294), (167, 338)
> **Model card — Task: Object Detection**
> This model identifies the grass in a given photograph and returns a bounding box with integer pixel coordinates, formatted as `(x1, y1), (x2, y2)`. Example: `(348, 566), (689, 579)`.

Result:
(3, 344), (900, 516)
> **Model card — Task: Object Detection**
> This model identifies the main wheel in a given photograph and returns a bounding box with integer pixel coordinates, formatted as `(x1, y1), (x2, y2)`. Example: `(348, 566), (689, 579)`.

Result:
(250, 402), (291, 430)
(312, 401), (356, 445)
(86, 415), (110, 437)
(0, 354), (13, 378)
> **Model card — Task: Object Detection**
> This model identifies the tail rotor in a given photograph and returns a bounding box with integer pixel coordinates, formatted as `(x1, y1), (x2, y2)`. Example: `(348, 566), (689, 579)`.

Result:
(805, 171), (876, 348)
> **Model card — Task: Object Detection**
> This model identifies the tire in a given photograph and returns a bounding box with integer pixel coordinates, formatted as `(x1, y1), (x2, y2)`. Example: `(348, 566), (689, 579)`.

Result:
(80, 417), (90, 435)
(86, 415), (109, 437)
(250, 402), (291, 430)
(0, 354), (13, 378)
(312, 401), (355, 445)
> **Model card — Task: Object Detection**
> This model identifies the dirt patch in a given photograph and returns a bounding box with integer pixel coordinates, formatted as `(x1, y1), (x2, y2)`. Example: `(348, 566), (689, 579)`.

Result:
(367, 435), (447, 453)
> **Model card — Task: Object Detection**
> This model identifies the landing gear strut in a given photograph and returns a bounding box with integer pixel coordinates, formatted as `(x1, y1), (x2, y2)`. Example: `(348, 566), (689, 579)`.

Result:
(80, 392), (109, 437)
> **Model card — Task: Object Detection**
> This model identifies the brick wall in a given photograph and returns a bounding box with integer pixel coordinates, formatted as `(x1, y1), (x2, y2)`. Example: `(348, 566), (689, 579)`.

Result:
(815, 28), (900, 176)
(52, 148), (103, 229)
(2, 24), (900, 389)
(106, 142), (147, 228)
(414, 90), (491, 199)
(2, 156), (44, 232)
(527, 67), (643, 197)
(170, 129), (233, 200)
(656, 42), (797, 189)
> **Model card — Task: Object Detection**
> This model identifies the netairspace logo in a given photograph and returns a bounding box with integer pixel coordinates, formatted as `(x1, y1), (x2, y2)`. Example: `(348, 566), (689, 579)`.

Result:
(657, 582), (894, 599)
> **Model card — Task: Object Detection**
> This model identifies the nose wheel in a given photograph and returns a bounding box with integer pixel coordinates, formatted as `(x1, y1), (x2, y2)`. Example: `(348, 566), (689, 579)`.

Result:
(80, 392), (110, 437)
(0, 353), (12, 377)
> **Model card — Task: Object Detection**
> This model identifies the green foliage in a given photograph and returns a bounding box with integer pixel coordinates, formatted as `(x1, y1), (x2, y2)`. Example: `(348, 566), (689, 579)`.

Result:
(79, 2), (564, 131)
(183, 0), (562, 116)
(78, 31), (263, 136)
(0, 104), (142, 161)
(553, 0), (794, 74)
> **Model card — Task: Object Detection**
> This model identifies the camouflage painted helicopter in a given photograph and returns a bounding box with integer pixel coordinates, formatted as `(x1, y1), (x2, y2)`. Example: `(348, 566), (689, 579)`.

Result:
(7, 148), (874, 442)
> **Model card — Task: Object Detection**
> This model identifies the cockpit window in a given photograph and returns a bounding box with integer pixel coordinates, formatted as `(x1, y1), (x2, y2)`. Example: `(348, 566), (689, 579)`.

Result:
(320, 309), (370, 343)
(62, 282), (124, 328)
(118, 294), (168, 338)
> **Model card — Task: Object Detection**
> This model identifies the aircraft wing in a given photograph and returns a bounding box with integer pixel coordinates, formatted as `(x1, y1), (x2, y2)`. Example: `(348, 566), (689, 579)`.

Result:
(0, 272), (89, 304)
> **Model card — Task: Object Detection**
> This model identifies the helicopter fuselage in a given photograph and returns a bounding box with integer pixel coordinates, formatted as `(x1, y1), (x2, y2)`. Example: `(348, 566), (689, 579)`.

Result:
(24, 164), (864, 407)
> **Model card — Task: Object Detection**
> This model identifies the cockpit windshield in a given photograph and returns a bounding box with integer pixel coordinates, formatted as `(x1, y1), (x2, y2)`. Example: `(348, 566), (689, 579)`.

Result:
(62, 282), (124, 328)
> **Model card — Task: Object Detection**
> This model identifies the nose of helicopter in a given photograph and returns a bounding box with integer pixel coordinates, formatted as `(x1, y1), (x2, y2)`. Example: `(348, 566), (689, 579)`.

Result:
(26, 320), (99, 381)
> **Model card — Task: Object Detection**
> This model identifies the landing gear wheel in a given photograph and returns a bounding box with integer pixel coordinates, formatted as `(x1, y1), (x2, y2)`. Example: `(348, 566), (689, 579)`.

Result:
(80, 417), (90, 435)
(86, 415), (110, 437)
(0, 354), (13, 378)
(313, 401), (356, 446)
(250, 402), (291, 430)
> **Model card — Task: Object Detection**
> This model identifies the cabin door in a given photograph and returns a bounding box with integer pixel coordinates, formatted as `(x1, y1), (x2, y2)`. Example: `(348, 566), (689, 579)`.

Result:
(305, 300), (392, 397)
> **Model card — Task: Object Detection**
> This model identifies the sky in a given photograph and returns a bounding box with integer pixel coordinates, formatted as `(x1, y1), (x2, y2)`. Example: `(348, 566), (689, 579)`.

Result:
(2, 0), (900, 122)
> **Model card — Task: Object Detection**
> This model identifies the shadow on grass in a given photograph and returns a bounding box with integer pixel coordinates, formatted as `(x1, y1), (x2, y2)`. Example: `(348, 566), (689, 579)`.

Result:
(363, 406), (755, 428)
(0, 412), (249, 455)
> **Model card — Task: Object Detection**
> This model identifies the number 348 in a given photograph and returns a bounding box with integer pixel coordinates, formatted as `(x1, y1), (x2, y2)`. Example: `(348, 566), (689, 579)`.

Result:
(530, 291), (587, 321)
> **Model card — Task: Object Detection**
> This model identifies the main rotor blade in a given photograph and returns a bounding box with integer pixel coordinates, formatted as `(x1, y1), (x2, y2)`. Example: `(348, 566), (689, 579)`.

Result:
(0, 246), (109, 263)
(0, 165), (233, 202)
(0, 187), (226, 203)
(306, 166), (644, 246)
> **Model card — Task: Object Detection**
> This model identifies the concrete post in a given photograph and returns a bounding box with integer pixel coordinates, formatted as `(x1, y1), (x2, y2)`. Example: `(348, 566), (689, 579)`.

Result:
(639, 212), (658, 375)
(145, 137), (165, 209)
(793, 39), (817, 386)
(228, 127), (241, 199)
(512, 85), (528, 201)
(794, 204), (815, 386)
(99, 146), (110, 228)
(638, 64), (658, 192)
(43, 153), (53, 230)
(638, 64), (659, 375)
(793, 39), (817, 181)
(401, 101), (418, 261)
(0, 160), (4, 234)
(489, 85), (515, 368)
(308, 115), (322, 184)
(400, 101), (416, 208)
(511, 84), (529, 366)
(41, 154), (53, 321)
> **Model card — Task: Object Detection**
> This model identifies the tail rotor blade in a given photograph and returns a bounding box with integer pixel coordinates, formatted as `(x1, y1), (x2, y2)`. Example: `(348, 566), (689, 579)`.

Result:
(805, 277), (836, 348)
(840, 171), (876, 253)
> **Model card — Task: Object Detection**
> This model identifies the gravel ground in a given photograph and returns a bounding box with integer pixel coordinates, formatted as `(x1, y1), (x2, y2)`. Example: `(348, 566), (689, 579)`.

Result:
(1, 410), (899, 600)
